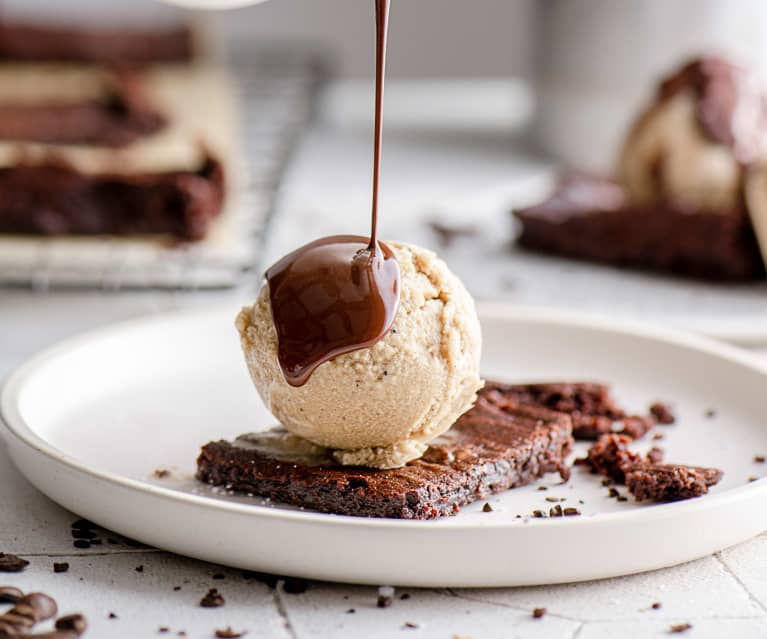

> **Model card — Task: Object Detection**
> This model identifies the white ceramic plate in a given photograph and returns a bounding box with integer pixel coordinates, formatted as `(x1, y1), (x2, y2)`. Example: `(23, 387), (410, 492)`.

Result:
(2, 305), (767, 587)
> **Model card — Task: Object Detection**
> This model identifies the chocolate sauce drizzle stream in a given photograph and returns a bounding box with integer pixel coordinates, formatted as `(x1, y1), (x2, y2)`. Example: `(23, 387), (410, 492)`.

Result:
(369, 0), (389, 249)
(265, 0), (400, 387)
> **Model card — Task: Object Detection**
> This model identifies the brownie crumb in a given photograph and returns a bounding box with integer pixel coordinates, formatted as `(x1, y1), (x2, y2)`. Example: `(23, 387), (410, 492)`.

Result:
(215, 627), (245, 638)
(135, 565), (144, 573)
(647, 447), (665, 464)
(583, 434), (642, 482)
(563, 507), (581, 516)
(159, 627), (170, 634)
(71, 518), (96, 530)
(153, 469), (171, 479)
(652, 432), (665, 441)
(616, 495), (629, 502)
(651, 602), (662, 610)
(650, 402), (676, 424)
(108, 612), (118, 619)
(670, 623), (693, 633)
(626, 465), (723, 501)
(754, 455), (766, 464)
(537, 486), (548, 491)
(200, 588), (225, 608)
(0, 552), (29, 572)
(346, 608), (356, 614)
(212, 573), (226, 580)
(748, 476), (759, 482)
(601, 478), (613, 487)
(178, 632), (187, 637)
(620, 415), (655, 440)
(73, 540), (91, 550)
(532, 509), (546, 518)
(173, 586), (182, 591)
(549, 505), (564, 517)
(402, 622), (419, 629)
(532, 607), (547, 619)
(53, 562), (70, 573)
(283, 577), (309, 594)
(482, 502), (493, 512)
(545, 496), (565, 503)
(377, 586), (395, 608)
(400, 593), (411, 600)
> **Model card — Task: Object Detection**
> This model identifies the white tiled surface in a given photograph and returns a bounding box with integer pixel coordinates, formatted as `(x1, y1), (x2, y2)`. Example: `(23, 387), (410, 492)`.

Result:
(3, 122), (767, 638)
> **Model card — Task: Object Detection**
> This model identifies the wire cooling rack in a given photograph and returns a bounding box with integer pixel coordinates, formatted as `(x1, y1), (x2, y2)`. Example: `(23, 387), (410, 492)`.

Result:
(0, 47), (326, 291)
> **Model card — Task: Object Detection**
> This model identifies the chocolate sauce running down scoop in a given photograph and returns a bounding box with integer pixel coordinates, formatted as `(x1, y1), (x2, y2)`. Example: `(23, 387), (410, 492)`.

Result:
(265, 0), (399, 387)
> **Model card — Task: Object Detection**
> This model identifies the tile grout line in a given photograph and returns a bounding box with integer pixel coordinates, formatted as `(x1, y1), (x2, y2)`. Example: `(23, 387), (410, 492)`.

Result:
(273, 586), (299, 639)
(444, 587), (584, 624)
(715, 552), (767, 616)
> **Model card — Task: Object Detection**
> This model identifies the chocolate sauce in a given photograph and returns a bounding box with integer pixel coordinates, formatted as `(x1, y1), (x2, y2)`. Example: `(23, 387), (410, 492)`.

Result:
(266, 235), (399, 387)
(265, 0), (400, 386)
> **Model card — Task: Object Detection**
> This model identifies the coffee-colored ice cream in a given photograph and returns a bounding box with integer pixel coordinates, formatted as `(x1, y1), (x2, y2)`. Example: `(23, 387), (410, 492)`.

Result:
(619, 57), (767, 214)
(237, 241), (483, 469)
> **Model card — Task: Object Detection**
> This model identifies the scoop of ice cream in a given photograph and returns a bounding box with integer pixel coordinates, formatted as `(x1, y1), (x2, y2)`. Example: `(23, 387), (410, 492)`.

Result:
(236, 240), (483, 469)
(619, 57), (767, 213)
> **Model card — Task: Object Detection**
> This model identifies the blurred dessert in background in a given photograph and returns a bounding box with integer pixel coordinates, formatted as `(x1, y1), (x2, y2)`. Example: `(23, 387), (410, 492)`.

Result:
(514, 57), (767, 282)
(0, 20), (235, 241)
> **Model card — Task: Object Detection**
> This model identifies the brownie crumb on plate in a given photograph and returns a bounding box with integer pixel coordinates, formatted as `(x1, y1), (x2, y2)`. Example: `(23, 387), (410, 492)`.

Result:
(53, 562), (70, 574)
(215, 627), (245, 638)
(650, 402), (676, 424)
(625, 465), (723, 502)
(532, 608), (547, 619)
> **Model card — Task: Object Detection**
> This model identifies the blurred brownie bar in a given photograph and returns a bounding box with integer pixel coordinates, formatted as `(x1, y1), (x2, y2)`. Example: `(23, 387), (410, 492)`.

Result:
(513, 173), (765, 282)
(196, 385), (574, 519)
(0, 72), (165, 147)
(0, 22), (193, 65)
(0, 156), (224, 240)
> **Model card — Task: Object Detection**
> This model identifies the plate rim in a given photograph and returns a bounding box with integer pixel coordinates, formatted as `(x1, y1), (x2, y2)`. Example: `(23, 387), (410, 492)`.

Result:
(2, 301), (767, 533)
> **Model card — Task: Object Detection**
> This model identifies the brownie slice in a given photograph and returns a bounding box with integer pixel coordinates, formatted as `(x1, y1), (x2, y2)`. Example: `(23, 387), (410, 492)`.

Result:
(625, 465), (723, 502)
(0, 22), (193, 65)
(0, 72), (165, 147)
(483, 381), (654, 441)
(0, 156), (225, 241)
(196, 387), (573, 520)
(513, 173), (765, 282)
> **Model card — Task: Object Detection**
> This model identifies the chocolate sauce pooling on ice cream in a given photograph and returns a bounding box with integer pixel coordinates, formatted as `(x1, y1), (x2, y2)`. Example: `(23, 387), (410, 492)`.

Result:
(266, 0), (399, 386)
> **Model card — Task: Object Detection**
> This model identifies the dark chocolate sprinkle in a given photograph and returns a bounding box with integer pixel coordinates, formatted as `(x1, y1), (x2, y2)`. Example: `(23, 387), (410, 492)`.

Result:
(53, 562), (70, 574)
(651, 602), (662, 610)
(200, 588), (225, 608)
(670, 623), (693, 633)
(402, 622), (419, 629)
